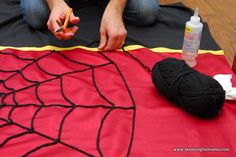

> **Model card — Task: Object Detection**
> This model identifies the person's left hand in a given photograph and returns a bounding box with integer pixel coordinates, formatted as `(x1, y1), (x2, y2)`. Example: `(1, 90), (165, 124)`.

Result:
(98, 2), (127, 51)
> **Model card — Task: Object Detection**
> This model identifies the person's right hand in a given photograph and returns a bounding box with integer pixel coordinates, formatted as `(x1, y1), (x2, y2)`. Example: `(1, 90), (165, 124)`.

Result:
(47, 1), (79, 40)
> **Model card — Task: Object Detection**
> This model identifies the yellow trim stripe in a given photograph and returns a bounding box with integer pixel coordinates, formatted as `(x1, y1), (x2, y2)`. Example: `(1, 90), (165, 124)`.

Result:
(0, 45), (98, 52)
(0, 45), (224, 55)
(150, 47), (224, 55)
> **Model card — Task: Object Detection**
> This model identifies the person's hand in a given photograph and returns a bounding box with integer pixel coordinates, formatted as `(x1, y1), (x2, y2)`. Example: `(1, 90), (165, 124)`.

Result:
(98, 1), (127, 51)
(47, 1), (79, 40)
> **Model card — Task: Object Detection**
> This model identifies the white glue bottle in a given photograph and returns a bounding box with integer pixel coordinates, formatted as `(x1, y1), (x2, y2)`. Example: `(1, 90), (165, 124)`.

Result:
(182, 8), (203, 67)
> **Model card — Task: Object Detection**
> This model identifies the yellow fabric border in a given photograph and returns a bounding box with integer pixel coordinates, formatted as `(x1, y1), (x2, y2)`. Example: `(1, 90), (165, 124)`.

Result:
(0, 45), (98, 52)
(0, 45), (224, 55)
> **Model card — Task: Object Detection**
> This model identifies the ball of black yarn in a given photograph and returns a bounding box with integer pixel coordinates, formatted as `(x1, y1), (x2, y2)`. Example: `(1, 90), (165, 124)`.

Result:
(151, 58), (225, 118)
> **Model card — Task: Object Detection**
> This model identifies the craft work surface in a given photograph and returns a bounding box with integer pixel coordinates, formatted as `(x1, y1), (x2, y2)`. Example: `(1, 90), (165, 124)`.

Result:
(0, 1), (236, 156)
(0, 47), (235, 157)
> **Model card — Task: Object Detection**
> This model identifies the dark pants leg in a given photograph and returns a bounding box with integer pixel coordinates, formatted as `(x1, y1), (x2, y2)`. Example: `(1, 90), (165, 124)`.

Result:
(20, 0), (70, 29)
(21, 0), (160, 29)
(91, 0), (160, 26)
(124, 0), (160, 25)
(20, 0), (50, 29)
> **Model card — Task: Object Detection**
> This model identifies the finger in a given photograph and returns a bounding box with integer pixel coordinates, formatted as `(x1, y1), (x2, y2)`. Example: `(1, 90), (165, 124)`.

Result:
(104, 34), (119, 51)
(116, 37), (124, 50)
(54, 31), (73, 40)
(70, 12), (80, 25)
(51, 19), (62, 33)
(62, 26), (79, 40)
(63, 26), (78, 34)
(62, 33), (74, 40)
(117, 33), (126, 49)
(47, 20), (54, 33)
(59, 14), (65, 23)
(112, 36), (121, 50)
(54, 25), (78, 40)
(54, 32), (64, 40)
(56, 20), (63, 27)
(98, 30), (108, 50)
(47, 19), (63, 40)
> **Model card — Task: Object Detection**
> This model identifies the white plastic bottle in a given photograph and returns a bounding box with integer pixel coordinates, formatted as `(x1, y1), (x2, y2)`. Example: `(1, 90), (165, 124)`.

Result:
(182, 8), (203, 67)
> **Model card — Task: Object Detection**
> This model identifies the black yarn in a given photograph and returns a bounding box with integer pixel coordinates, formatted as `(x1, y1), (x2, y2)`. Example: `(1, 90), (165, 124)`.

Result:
(121, 45), (151, 72)
(152, 58), (225, 118)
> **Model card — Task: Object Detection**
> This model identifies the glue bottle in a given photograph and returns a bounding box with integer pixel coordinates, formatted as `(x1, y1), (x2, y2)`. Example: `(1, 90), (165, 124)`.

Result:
(182, 8), (203, 67)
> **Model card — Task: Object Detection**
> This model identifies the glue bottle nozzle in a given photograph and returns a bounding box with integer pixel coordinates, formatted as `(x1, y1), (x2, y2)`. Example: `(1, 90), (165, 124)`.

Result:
(194, 7), (199, 17)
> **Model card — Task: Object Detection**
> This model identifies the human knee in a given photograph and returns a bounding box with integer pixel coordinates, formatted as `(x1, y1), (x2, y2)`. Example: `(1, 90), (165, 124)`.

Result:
(20, 0), (50, 29)
(125, 0), (160, 26)
(137, 0), (160, 25)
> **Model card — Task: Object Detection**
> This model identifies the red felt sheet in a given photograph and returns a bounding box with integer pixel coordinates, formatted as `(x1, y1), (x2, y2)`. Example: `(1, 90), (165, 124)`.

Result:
(0, 48), (235, 157)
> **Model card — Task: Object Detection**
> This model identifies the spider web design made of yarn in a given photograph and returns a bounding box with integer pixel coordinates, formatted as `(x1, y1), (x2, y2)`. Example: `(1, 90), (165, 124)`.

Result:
(0, 49), (136, 157)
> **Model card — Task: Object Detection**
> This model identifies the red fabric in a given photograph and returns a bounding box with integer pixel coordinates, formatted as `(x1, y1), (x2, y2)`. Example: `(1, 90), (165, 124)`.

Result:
(233, 53), (236, 74)
(0, 48), (236, 157)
